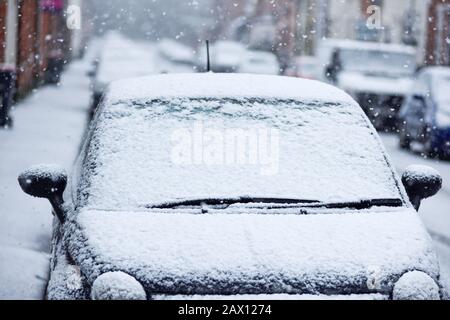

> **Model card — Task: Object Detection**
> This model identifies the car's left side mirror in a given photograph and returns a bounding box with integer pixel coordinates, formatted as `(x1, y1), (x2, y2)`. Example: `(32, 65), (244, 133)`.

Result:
(18, 165), (68, 223)
(402, 165), (442, 211)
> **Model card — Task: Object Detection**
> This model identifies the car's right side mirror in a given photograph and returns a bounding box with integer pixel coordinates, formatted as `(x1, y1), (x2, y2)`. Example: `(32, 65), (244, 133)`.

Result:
(402, 165), (442, 211)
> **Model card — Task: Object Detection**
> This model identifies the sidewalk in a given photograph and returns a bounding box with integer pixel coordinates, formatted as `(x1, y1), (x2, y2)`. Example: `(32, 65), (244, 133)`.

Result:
(0, 56), (92, 299)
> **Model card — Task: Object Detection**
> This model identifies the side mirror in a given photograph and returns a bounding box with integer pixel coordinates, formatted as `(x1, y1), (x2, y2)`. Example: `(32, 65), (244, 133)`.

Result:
(402, 165), (442, 211)
(18, 165), (68, 223)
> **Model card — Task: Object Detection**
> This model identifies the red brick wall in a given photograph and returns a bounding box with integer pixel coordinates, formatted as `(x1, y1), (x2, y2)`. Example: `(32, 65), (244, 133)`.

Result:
(0, 0), (7, 63)
(425, 0), (450, 65)
(16, 0), (38, 97)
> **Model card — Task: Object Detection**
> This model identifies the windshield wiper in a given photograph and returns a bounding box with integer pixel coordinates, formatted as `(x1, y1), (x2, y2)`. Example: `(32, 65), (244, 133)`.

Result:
(146, 197), (320, 209)
(304, 198), (404, 210)
(145, 198), (403, 211)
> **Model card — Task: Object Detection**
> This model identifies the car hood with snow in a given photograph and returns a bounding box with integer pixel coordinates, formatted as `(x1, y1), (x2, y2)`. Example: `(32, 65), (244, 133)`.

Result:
(65, 207), (439, 296)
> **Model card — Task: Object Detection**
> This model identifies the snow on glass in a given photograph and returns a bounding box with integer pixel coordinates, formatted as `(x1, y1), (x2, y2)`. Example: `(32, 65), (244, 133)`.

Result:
(73, 73), (401, 211)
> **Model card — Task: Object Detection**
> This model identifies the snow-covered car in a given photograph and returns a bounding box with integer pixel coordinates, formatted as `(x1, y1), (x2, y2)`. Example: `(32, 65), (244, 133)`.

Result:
(18, 74), (444, 300)
(198, 40), (247, 73)
(398, 67), (450, 159)
(239, 50), (280, 75)
(318, 39), (417, 130)
(90, 33), (156, 112)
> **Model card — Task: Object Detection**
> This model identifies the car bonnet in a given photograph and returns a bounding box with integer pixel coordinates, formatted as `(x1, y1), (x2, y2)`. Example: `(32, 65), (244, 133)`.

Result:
(65, 207), (439, 296)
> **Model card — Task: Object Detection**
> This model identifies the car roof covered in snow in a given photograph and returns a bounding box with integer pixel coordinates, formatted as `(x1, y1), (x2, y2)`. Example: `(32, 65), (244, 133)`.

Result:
(105, 73), (355, 104)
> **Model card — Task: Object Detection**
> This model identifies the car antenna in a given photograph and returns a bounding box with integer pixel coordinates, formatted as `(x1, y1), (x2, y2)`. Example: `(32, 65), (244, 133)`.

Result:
(206, 40), (211, 72)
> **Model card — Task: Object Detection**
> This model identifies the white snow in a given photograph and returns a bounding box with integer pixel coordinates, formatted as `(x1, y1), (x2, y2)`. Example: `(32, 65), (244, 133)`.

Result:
(1, 33), (448, 300)
(380, 133), (450, 297)
(320, 39), (417, 56)
(155, 293), (388, 300)
(77, 94), (402, 210)
(393, 271), (440, 300)
(46, 255), (86, 300)
(91, 272), (146, 300)
(431, 69), (450, 103)
(0, 47), (93, 300)
(157, 38), (195, 64)
(19, 164), (67, 183)
(338, 72), (414, 95)
(93, 34), (158, 94)
(403, 165), (442, 183)
(207, 41), (247, 70)
(66, 208), (438, 296)
(294, 56), (319, 79)
(105, 73), (355, 104)
(240, 51), (280, 75)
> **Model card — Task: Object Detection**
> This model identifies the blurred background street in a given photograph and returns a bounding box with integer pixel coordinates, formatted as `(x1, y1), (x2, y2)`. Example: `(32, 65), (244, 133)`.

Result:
(1, 0), (450, 299)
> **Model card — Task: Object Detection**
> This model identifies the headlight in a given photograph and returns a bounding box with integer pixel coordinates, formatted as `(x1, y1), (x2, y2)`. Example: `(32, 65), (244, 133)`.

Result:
(393, 271), (440, 300)
(91, 272), (147, 300)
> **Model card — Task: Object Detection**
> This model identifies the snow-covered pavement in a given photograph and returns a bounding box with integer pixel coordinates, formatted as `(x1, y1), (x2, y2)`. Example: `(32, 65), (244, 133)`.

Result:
(380, 133), (450, 293)
(0, 57), (92, 299)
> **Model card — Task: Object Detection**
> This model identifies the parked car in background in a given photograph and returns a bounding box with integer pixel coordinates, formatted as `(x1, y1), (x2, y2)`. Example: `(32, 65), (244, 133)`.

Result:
(240, 50), (280, 75)
(286, 56), (318, 79)
(18, 73), (443, 300)
(317, 39), (416, 130)
(398, 67), (450, 159)
(198, 40), (247, 73)
(157, 39), (196, 67)
(89, 32), (156, 113)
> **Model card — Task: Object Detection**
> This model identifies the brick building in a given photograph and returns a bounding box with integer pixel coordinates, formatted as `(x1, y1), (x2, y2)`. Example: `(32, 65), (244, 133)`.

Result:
(16, 0), (40, 97)
(1, 0), (71, 101)
(1, 0), (74, 126)
(425, 0), (450, 65)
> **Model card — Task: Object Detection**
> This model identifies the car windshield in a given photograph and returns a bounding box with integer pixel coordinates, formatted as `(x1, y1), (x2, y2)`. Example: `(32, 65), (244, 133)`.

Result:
(77, 97), (402, 211)
(340, 49), (415, 76)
